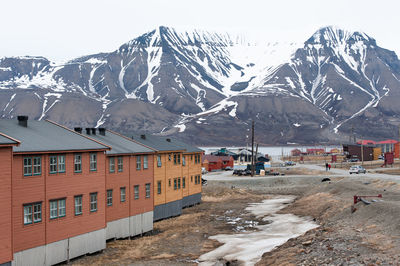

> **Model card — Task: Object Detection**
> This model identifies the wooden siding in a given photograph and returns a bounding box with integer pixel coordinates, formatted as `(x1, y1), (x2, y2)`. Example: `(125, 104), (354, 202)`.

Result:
(0, 147), (13, 264)
(129, 155), (154, 216)
(12, 152), (106, 253)
(105, 155), (130, 223)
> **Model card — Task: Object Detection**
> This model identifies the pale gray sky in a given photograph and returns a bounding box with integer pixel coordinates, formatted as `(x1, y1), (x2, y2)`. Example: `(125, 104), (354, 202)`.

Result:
(1, 0), (399, 62)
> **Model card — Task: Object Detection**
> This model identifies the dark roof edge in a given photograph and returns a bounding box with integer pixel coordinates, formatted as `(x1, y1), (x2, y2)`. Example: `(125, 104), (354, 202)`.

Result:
(0, 131), (21, 146)
(45, 120), (112, 150)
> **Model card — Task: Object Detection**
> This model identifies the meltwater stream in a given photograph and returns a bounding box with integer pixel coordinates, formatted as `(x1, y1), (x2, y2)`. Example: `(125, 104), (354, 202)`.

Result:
(199, 196), (319, 266)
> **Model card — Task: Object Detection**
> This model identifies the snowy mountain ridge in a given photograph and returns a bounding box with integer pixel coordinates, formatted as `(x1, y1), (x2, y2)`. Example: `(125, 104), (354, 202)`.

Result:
(1, 25), (400, 144)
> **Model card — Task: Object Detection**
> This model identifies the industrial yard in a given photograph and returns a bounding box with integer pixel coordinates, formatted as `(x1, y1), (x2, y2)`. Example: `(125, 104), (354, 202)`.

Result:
(71, 163), (400, 265)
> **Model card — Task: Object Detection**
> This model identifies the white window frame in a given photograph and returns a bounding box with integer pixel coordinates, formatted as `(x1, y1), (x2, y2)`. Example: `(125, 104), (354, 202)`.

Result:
(109, 157), (115, 173)
(107, 189), (113, 206)
(23, 157), (32, 176)
(90, 192), (97, 212)
(90, 153), (97, 171)
(74, 195), (82, 215)
(74, 154), (82, 173)
(143, 155), (148, 169)
(134, 185), (139, 200)
(120, 187), (126, 202)
(118, 157), (123, 172)
(136, 156), (141, 170)
(145, 183), (151, 198)
(49, 156), (57, 174)
(58, 155), (66, 173)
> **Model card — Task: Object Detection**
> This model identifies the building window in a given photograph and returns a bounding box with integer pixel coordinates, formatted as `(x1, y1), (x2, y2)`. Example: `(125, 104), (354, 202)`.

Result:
(118, 157), (123, 172)
(74, 195), (82, 215)
(50, 155), (65, 173)
(107, 189), (113, 206)
(109, 157), (115, 173)
(90, 153), (97, 171)
(50, 198), (66, 219)
(120, 187), (126, 202)
(143, 155), (148, 169)
(168, 154), (171, 161)
(191, 176), (193, 182)
(174, 178), (177, 190)
(157, 155), (162, 167)
(136, 156), (141, 170)
(157, 181), (162, 194)
(177, 154), (181, 164)
(194, 154), (198, 164)
(145, 183), (151, 198)
(174, 154), (177, 164)
(24, 202), (42, 225)
(134, 185), (139, 200)
(90, 192), (98, 212)
(23, 205), (32, 225)
(23, 157), (32, 176)
(168, 179), (171, 187)
(191, 155), (193, 161)
(74, 154), (82, 173)
(33, 203), (42, 222)
(33, 157), (41, 175)
(182, 156), (186, 166)
(50, 156), (57, 173)
(182, 177), (186, 188)
(58, 155), (65, 173)
(178, 178), (181, 189)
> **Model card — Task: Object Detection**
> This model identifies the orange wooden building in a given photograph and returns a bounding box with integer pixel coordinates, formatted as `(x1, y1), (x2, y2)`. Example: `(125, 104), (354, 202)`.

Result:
(0, 117), (203, 265)
(130, 135), (203, 221)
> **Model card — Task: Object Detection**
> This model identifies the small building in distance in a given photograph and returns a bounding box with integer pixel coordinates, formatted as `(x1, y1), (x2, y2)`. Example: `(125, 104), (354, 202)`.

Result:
(202, 155), (233, 171)
(377, 140), (398, 153)
(343, 144), (374, 161)
(291, 149), (302, 156)
(306, 148), (325, 155)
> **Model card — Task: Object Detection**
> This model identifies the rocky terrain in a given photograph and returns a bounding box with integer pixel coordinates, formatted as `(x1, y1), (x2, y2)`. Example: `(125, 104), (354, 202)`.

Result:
(69, 165), (400, 265)
(1, 26), (400, 144)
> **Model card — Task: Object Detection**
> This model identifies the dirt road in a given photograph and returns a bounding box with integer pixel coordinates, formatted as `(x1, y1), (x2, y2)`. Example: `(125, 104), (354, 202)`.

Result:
(70, 165), (400, 265)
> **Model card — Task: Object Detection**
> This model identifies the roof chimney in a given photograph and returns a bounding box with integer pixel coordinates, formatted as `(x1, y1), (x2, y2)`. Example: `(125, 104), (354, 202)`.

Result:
(91, 128), (96, 135)
(74, 127), (82, 134)
(140, 134), (146, 140)
(166, 138), (171, 142)
(85, 128), (91, 135)
(99, 128), (106, 136)
(17, 116), (28, 127)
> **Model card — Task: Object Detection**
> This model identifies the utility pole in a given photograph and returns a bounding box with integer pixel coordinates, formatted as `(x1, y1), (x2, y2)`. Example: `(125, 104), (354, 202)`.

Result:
(251, 120), (255, 177)
(361, 140), (364, 166)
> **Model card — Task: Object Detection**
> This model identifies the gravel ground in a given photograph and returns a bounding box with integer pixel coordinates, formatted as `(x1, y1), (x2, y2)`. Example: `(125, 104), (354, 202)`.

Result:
(68, 164), (400, 265)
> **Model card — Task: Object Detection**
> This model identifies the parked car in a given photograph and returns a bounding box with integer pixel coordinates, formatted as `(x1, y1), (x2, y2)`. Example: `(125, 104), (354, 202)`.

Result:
(349, 165), (366, 174)
(201, 167), (208, 174)
(378, 155), (384, 160)
(348, 158), (359, 162)
(284, 161), (296, 166)
(224, 166), (233, 171)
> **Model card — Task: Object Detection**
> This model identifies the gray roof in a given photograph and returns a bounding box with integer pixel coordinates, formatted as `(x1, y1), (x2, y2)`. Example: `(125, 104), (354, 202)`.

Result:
(165, 138), (203, 153)
(83, 130), (154, 155)
(128, 133), (202, 153)
(0, 133), (18, 145)
(0, 119), (109, 153)
(129, 134), (186, 152)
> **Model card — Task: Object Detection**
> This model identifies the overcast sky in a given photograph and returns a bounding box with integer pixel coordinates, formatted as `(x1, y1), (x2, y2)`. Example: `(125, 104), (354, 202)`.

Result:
(1, 0), (399, 62)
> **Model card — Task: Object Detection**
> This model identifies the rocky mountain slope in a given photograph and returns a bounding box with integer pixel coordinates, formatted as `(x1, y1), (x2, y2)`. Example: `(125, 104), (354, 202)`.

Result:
(1, 26), (399, 145)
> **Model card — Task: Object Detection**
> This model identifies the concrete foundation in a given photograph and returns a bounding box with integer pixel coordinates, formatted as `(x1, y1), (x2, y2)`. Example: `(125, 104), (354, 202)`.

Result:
(153, 199), (182, 221)
(106, 217), (130, 239)
(182, 193), (202, 208)
(12, 228), (106, 266)
(129, 211), (153, 236)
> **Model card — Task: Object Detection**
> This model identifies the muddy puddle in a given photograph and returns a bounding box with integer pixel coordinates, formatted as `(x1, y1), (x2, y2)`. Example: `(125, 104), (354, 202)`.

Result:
(199, 196), (319, 266)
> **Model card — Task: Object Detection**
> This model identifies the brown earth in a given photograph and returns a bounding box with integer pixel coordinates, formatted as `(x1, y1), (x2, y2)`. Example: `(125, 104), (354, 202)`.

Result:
(69, 173), (400, 266)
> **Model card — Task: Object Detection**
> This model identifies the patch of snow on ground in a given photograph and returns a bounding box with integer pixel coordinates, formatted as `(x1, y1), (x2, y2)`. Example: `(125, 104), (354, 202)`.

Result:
(174, 123), (186, 132)
(199, 196), (318, 266)
(293, 123), (301, 127)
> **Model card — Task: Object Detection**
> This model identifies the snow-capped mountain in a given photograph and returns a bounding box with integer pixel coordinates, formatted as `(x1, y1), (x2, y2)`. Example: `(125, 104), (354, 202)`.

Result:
(1, 26), (399, 144)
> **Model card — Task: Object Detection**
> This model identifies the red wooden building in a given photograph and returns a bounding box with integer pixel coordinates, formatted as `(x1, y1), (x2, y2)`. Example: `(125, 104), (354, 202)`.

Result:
(202, 155), (233, 171)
